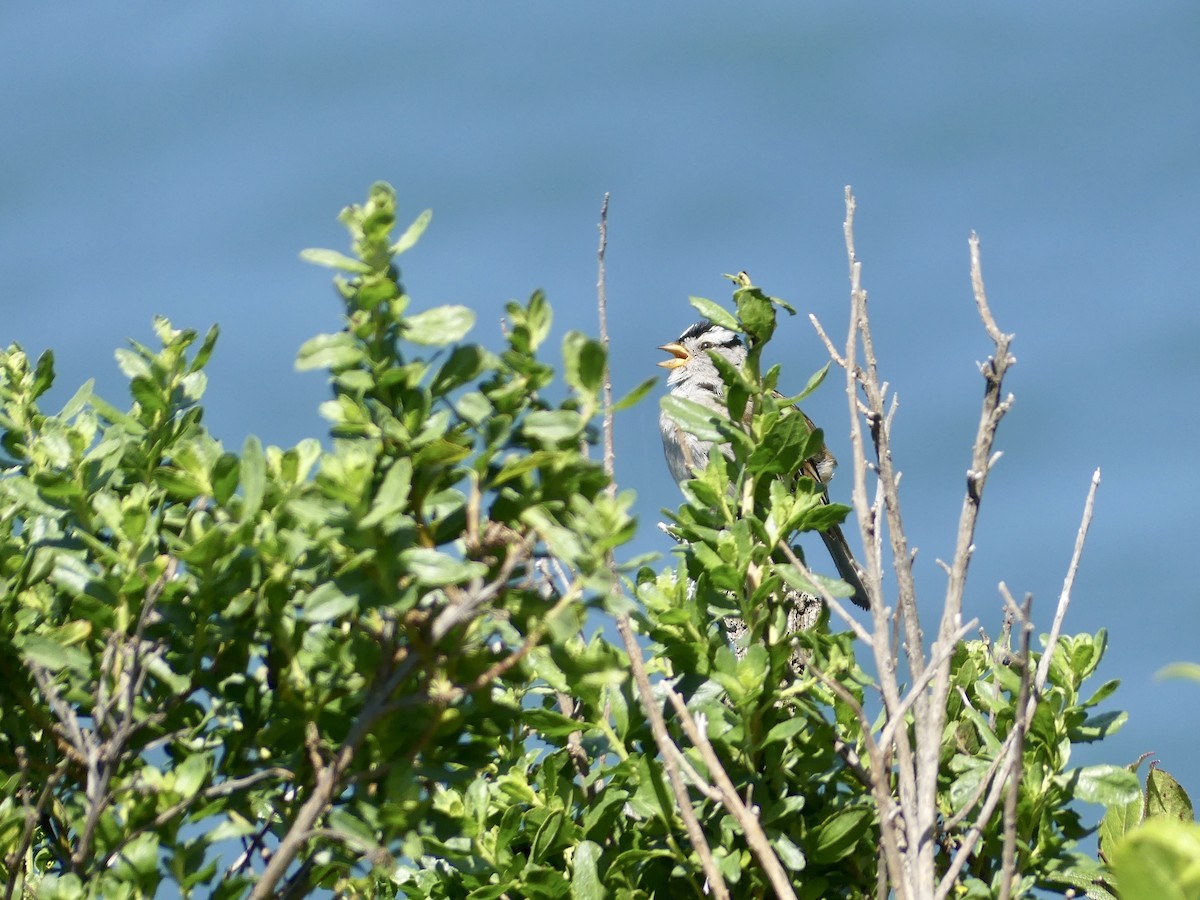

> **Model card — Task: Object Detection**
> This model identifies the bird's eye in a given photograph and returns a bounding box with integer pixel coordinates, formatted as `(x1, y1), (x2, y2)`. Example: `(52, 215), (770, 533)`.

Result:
(699, 341), (713, 351)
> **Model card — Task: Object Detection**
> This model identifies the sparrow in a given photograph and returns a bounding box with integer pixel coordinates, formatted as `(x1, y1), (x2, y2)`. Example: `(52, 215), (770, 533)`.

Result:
(658, 320), (869, 609)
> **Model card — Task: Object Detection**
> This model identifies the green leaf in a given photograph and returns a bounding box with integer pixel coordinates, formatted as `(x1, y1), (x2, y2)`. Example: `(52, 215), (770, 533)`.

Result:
(1070, 764), (1142, 806)
(114, 348), (152, 381)
(1070, 709), (1127, 742)
(530, 810), (564, 865)
(522, 410), (584, 444)
(360, 458), (412, 529)
(180, 370), (207, 404)
(733, 287), (777, 344)
(130, 376), (166, 413)
(725, 275), (796, 315)
(36, 875), (85, 900)
(207, 452), (237, 505)
(456, 391), (492, 425)
(155, 467), (206, 502)
(808, 807), (873, 864)
(781, 361), (831, 406)
(89, 393), (145, 433)
(612, 376), (657, 412)
(571, 840), (605, 900)
(525, 290), (553, 351)
(562, 331), (606, 399)
(431, 344), (487, 396)
(299, 247), (372, 273)
(328, 808), (377, 845)
(1099, 785), (1144, 858)
(19, 634), (90, 674)
(207, 813), (258, 843)
(1147, 768), (1195, 823)
(300, 582), (359, 622)
(659, 394), (724, 443)
(239, 436), (266, 521)
(747, 412), (815, 476)
(491, 450), (557, 486)
(152, 315), (186, 346)
(295, 332), (365, 371)
(1082, 677), (1121, 708)
(771, 831), (807, 871)
(400, 548), (487, 586)
(1109, 819), (1200, 900)
(112, 832), (159, 880)
(402, 305), (476, 346)
(687, 296), (741, 332)
(31, 350), (55, 400)
(58, 378), (94, 419)
(173, 753), (209, 800)
(356, 274), (400, 311)
(764, 718), (808, 746)
(391, 208), (433, 255)
(189, 324), (220, 373)
(1158, 662), (1200, 683)
(523, 708), (586, 738)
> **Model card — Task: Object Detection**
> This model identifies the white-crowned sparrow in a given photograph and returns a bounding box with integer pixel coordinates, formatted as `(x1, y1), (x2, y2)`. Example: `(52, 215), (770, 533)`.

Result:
(658, 320), (870, 609)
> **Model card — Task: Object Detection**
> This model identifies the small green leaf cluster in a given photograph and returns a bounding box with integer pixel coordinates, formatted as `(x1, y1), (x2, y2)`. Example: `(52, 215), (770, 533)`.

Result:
(1097, 700), (1198, 899)
(0, 183), (634, 897)
(941, 631), (1141, 896)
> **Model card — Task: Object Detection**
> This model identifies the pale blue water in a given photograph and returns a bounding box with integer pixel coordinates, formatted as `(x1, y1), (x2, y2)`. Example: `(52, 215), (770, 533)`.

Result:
(3, 0), (1198, 875)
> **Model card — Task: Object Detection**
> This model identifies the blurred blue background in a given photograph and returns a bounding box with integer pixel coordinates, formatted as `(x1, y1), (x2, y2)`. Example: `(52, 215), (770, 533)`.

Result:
(4, 1), (1198, 823)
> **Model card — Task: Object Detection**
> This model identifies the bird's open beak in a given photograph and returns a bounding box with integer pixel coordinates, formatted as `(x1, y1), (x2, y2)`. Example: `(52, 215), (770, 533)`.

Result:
(657, 342), (690, 369)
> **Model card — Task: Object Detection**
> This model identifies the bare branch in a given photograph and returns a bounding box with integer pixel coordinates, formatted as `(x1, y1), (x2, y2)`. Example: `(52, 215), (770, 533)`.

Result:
(808, 313), (847, 368)
(596, 193), (615, 494)
(837, 188), (925, 891)
(1034, 469), (1100, 695)
(663, 688), (799, 900)
(877, 616), (980, 755)
(940, 233), (1015, 636)
(999, 595), (1034, 900)
(615, 616), (730, 900)
(431, 535), (531, 641)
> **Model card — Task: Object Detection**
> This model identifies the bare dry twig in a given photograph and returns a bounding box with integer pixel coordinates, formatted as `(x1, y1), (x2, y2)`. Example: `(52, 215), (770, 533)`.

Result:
(594, 193), (729, 897)
(614, 617), (731, 899)
(1034, 468), (1100, 696)
(998, 595), (1034, 900)
(663, 688), (799, 900)
(597, 193), (616, 497)
(834, 190), (924, 895)
(808, 189), (1101, 898)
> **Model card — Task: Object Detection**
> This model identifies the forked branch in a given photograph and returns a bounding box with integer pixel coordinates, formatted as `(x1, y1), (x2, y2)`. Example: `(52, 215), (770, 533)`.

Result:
(808, 189), (1100, 898)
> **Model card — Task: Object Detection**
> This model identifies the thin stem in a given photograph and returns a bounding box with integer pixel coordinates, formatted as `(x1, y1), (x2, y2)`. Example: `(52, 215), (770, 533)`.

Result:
(999, 595), (1034, 900)
(596, 193), (616, 495)
(615, 616), (730, 899)
(664, 688), (799, 900)
(1033, 469), (1100, 696)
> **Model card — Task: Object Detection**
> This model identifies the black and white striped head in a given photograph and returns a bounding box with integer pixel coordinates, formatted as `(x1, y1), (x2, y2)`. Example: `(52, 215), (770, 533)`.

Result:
(657, 321), (746, 386)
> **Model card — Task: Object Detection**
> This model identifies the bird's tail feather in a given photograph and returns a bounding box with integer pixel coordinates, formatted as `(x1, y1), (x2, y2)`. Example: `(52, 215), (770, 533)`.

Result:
(819, 523), (870, 610)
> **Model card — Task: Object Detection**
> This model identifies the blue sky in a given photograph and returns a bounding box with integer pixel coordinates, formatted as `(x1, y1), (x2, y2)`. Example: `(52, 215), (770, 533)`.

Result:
(4, 1), (1199, 813)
